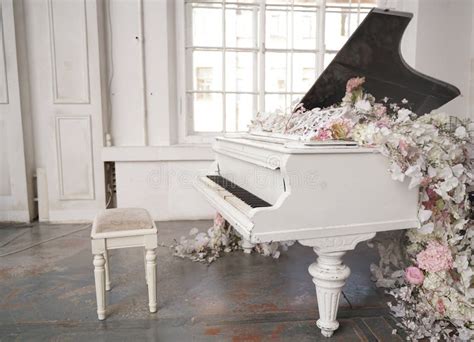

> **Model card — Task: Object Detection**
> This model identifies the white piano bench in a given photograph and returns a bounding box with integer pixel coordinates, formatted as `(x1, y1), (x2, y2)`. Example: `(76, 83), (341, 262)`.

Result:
(90, 208), (158, 320)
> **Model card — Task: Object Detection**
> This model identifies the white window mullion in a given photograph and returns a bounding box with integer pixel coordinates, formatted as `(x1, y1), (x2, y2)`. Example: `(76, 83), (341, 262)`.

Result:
(185, 2), (195, 135)
(252, 5), (259, 122)
(317, 0), (326, 75)
(348, 0), (352, 35)
(357, 0), (361, 25)
(289, 0), (295, 108)
(222, 1), (226, 132)
(258, 0), (266, 113)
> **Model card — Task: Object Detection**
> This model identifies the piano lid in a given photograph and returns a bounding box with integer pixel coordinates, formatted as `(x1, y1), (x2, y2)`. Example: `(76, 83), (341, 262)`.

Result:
(299, 8), (460, 116)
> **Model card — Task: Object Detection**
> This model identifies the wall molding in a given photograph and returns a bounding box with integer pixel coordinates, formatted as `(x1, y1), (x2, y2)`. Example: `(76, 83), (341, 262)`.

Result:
(0, 4), (9, 104)
(48, 0), (90, 104)
(55, 115), (95, 200)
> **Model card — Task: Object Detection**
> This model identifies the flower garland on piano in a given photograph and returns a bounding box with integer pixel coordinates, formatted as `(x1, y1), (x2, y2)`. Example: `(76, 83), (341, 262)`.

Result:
(248, 77), (473, 341)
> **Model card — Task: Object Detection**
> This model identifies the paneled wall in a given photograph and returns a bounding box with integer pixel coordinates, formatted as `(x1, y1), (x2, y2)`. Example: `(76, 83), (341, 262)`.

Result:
(20, 0), (106, 221)
(0, 0), (35, 222)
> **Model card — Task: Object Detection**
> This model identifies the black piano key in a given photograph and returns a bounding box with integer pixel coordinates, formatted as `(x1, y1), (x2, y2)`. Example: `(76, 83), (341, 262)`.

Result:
(207, 175), (271, 208)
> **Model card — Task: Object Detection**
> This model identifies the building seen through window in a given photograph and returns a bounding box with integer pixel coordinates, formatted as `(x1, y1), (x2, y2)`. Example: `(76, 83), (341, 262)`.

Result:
(185, 0), (376, 134)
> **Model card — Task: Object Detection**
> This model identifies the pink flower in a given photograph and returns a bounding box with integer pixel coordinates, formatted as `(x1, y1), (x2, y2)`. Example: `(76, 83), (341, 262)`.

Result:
(345, 77), (365, 93)
(436, 298), (446, 315)
(416, 241), (453, 272)
(420, 177), (432, 187)
(214, 213), (225, 228)
(405, 266), (424, 285)
(374, 105), (387, 118)
(398, 140), (409, 156)
(375, 116), (391, 128)
(313, 128), (332, 141)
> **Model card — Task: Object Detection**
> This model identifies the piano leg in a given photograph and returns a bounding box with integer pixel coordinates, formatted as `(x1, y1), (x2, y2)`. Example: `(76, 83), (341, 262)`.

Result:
(299, 232), (376, 337)
(309, 250), (350, 337)
(241, 238), (254, 254)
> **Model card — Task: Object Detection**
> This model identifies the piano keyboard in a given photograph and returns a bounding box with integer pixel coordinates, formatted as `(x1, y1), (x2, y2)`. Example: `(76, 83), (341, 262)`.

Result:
(206, 175), (271, 208)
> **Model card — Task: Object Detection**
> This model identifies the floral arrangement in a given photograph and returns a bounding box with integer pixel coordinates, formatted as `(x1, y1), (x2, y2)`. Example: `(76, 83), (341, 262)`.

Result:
(173, 214), (293, 262)
(248, 77), (473, 341)
(174, 77), (472, 340)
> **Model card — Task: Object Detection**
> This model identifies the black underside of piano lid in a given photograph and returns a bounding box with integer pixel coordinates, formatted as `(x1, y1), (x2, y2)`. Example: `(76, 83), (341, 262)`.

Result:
(300, 8), (461, 115)
(207, 175), (271, 208)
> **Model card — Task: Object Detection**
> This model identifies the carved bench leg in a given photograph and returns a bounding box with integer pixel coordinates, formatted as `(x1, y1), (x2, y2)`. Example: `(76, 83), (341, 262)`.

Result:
(93, 254), (106, 320)
(309, 250), (350, 337)
(143, 249), (148, 285)
(104, 251), (111, 291)
(146, 249), (157, 313)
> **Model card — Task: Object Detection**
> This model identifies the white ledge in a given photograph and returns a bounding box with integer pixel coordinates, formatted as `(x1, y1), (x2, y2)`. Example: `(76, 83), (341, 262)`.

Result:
(102, 145), (214, 162)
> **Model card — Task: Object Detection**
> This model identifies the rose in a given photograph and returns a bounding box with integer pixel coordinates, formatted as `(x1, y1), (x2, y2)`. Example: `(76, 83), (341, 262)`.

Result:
(405, 266), (424, 285)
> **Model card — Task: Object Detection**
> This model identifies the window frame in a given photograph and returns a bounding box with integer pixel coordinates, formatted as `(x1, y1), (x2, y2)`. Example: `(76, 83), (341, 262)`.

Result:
(176, 0), (373, 144)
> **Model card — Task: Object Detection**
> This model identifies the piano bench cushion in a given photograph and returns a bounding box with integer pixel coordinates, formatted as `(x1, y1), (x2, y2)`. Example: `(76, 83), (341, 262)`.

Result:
(93, 208), (154, 234)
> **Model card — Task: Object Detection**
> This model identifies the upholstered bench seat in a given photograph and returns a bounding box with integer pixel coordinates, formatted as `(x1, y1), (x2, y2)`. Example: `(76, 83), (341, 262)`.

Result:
(91, 208), (158, 320)
(94, 208), (154, 233)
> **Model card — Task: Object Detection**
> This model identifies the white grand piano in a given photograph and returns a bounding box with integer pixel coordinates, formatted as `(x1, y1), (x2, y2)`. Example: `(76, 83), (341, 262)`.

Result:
(194, 8), (460, 338)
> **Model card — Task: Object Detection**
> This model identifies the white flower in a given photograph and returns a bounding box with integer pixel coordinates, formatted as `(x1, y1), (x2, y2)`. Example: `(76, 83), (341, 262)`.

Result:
(451, 164), (464, 177)
(439, 176), (459, 193)
(397, 108), (412, 122)
(419, 222), (434, 234)
(423, 272), (446, 291)
(454, 126), (467, 139)
(428, 166), (437, 178)
(355, 99), (372, 112)
(189, 227), (199, 236)
(418, 209), (432, 223)
(405, 165), (423, 189)
(437, 166), (453, 180)
(454, 254), (469, 271)
(389, 162), (405, 182)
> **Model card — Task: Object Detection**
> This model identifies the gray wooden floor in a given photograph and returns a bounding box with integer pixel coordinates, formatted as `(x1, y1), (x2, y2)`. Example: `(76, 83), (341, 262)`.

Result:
(0, 220), (403, 341)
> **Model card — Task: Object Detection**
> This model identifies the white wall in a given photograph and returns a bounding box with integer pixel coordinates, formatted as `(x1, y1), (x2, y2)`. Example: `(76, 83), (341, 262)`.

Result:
(1, 0), (473, 222)
(381, 0), (474, 119)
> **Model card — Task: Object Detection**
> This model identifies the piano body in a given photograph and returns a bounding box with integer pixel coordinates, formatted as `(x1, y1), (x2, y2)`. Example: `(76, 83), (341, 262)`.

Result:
(194, 8), (460, 338)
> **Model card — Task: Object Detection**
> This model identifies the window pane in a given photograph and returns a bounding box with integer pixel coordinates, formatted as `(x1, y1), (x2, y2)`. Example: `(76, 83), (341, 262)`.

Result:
(265, 52), (289, 92)
(226, 52), (255, 92)
(265, 9), (289, 49)
(349, 10), (370, 33)
(265, 94), (291, 113)
(324, 52), (336, 69)
(193, 93), (223, 132)
(292, 53), (316, 93)
(293, 9), (317, 50)
(226, 94), (256, 132)
(193, 51), (222, 91)
(226, 6), (257, 48)
(291, 94), (305, 107)
(325, 11), (349, 51)
(191, 6), (222, 47)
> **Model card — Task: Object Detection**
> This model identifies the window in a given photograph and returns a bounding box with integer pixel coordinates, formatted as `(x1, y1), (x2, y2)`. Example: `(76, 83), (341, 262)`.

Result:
(181, 0), (376, 137)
